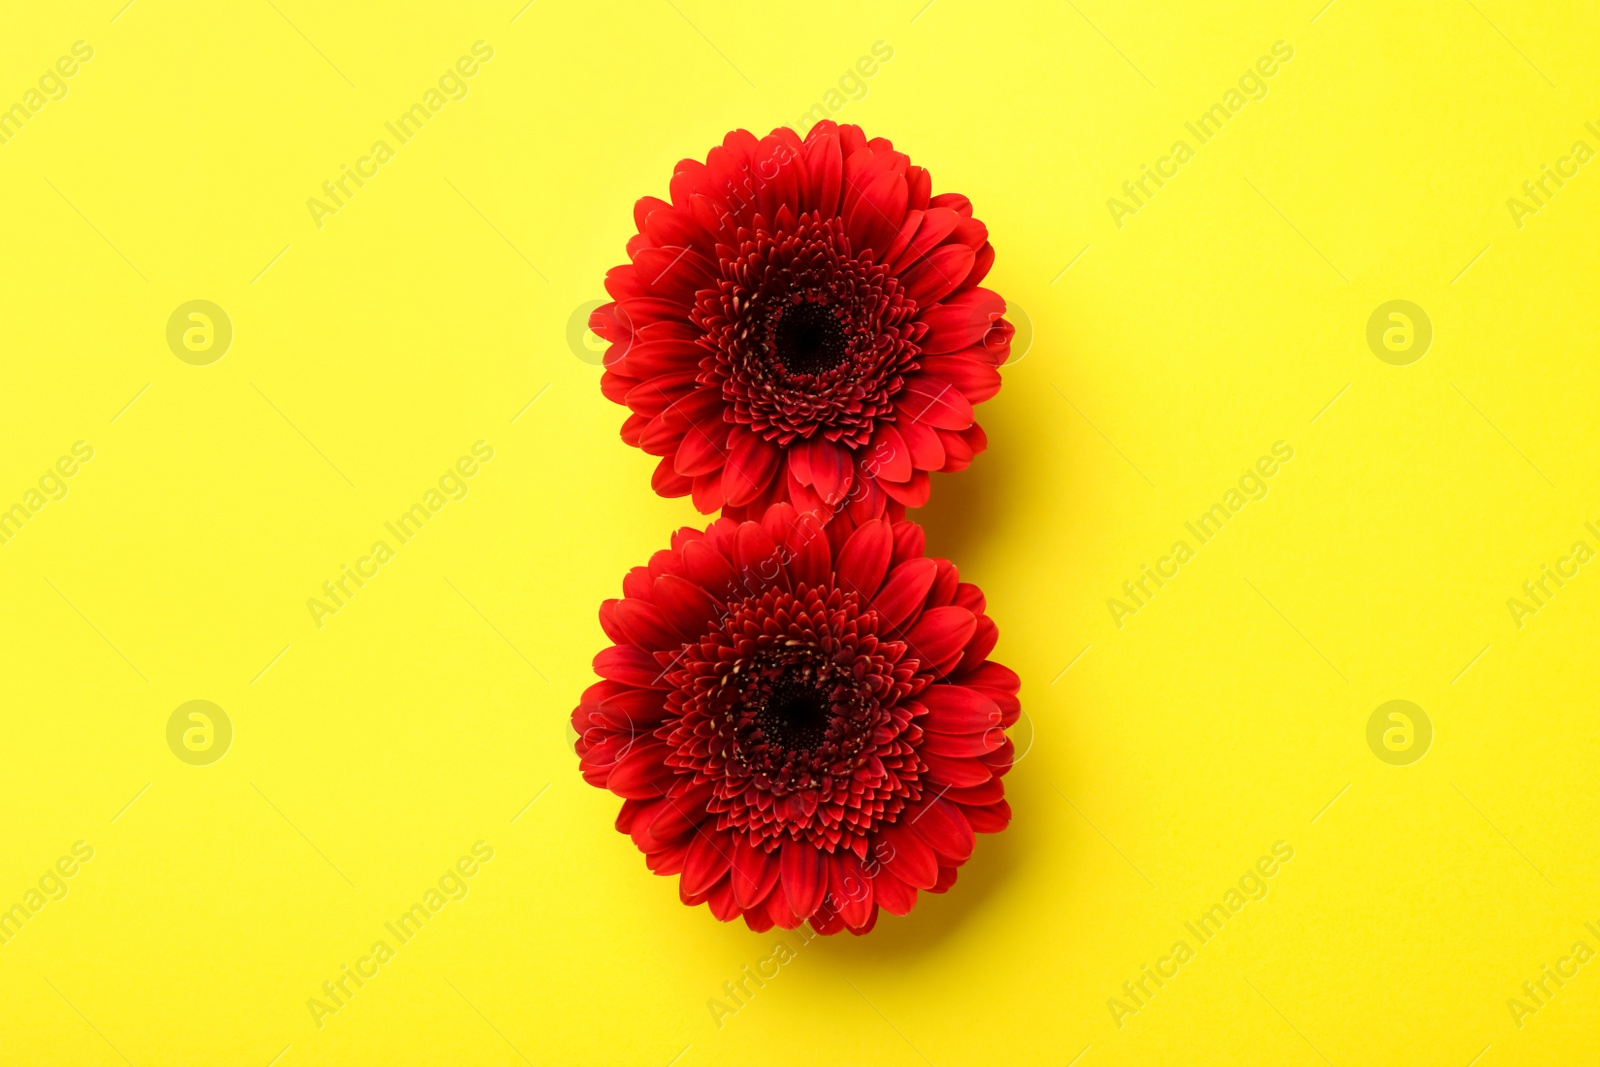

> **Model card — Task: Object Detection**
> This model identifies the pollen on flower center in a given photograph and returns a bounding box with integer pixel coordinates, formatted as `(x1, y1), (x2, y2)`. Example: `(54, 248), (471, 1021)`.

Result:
(772, 300), (848, 376)
(756, 675), (834, 751)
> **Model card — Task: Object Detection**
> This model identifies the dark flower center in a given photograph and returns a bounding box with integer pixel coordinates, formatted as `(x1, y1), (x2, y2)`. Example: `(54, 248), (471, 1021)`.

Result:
(756, 675), (833, 751)
(661, 584), (926, 849)
(693, 213), (923, 449)
(772, 300), (847, 376)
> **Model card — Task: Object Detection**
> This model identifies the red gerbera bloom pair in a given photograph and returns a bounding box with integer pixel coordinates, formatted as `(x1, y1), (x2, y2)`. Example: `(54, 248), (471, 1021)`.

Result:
(575, 122), (1019, 934)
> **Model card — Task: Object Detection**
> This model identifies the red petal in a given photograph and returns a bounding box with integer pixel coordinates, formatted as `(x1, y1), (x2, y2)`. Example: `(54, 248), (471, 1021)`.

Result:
(617, 296), (692, 327)
(593, 645), (668, 688)
(919, 288), (1004, 353)
(929, 191), (973, 217)
(919, 729), (1002, 758)
(634, 195), (670, 232)
(578, 720), (636, 775)
(891, 519), (926, 565)
(961, 661), (1022, 695)
(909, 798), (975, 864)
(648, 543), (687, 579)
(779, 508), (832, 587)
(919, 684), (1002, 734)
(658, 387), (724, 434)
(734, 521), (783, 594)
(632, 246), (715, 303)
(949, 428), (989, 476)
(956, 615), (1000, 675)
(786, 439), (815, 486)
(611, 598), (680, 652)
(674, 421), (729, 478)
(598, 687), (669, 727)
(927, 558), (960, 607)
(964, 242), (995, 288)
(606, 742), (674, 798)
(690, 472), (723, 514)
(681, 540), (738, 601)
(834, 520), (893, 598)
(920, 354), (1001, 404)
(964, 800), (1011, 834)
(871, 558), (938, 631)
(880, 470), (931, 509)
(681, 829), (733, 897)
(611, 339), (704, 381)
(905, 605), (976, 669)
(759, 501), (797, 547)
(866, 423), (913, 483)
(979, 736), (1014, 778)
(646, 842), (687, 876)
(621, 565), (652, 601)
(643, 206), (716, 257)
(782, 839), (827, 918)
(731, 838), (781, 909)
(688, 191), (728, 238)
(665, 156), (710, 207)
(838, 122), (868, 159)
(827, 851), (874, 928)
(652, 455), (692, 497)
(956, 423), (988, 465)
(601, 374), (640, 412)
(891, 207), (962, 271)
(633, 806), (688, 855)
(805, 125), (844, 218)
(636, 415), (684, 457)
(597, 599), (628, 646)
(978, 316), (1014, 366)
(578, 678), (627, 706)
(809, 906), (846, 936)
(880, 208), (923, 267)
(906, 166), (932, 210)
(919, 750), (992, 788)
(624, 373), (697, 418)
(879, 823), (938, 889)
(895, 417), (945, 471)
(767, 889), (804, 929)
(938, 428), (976, 473)
(803, 438), (852, 504)
(897, 377), (974, 431)
(944, 778), (1006, 806)
(845, 906), (880, 935)
(902, 243), (977, 304)
(722, 429), (781, 507)
(706, 875), (741, 921)
(872, 870), (917, 916)
(650, 574), (719, 642)
(846, 477), (887, 523)
(648, 789), (710, 843)
(588, 300), (631, 344)
(845, 165), (908, 256)
(619, 795), (659, 836)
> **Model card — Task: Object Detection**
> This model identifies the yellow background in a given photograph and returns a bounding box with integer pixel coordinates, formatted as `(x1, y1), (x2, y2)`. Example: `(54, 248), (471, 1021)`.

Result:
(3, 0), (1598, 1063)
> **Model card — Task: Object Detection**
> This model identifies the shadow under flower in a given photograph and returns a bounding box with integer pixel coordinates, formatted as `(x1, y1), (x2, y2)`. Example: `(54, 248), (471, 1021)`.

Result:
(805, 390), (1062, 953)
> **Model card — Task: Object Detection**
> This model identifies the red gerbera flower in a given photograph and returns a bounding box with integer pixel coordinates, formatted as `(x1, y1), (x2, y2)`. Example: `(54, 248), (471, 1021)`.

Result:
(592, 121), (1012, 522)
(573, 503), (1019, 934)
